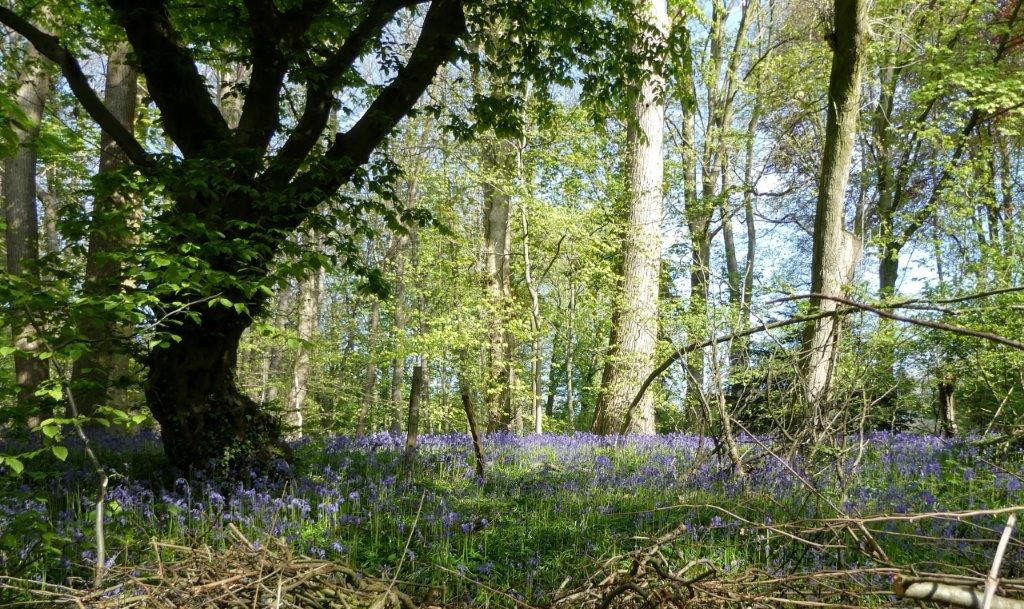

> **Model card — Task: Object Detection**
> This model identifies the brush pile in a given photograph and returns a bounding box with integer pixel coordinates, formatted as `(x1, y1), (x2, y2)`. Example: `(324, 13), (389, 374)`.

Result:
(0, 524), (419, 609)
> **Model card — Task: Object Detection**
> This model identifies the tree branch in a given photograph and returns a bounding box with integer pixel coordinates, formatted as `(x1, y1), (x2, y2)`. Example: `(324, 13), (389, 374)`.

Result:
(896, 109), (980, 247)
(107, 0), (229, 157)
(231, 0), (327, 151)
(232, 0), (289, 151)
(281, 0), (465, 220)
(620, 290), (1024, 434)
(892, 0), (1022, 247)
(264, 0), (430, 185)
(0, 6), (152, 169)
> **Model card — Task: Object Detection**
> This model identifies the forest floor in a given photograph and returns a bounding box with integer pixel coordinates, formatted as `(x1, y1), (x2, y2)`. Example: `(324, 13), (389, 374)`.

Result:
(1, 431), (1023, 607)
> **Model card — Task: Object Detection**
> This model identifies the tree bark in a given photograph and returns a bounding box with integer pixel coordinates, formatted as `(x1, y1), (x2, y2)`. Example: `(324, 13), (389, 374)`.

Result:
(4, 43), (51, 413)
(592, 304), (619, 431)
(721, 151), (740, 308)
(732, 97), (759, 381)
(146, 303), (288, 469)
(260, 284), (292, 405)
(39, 187), (59, 256)
(521, 200), (544, 434)
(284, 260), (321, 438)
(72, 41), (138, 415)
(938, 375), (957, 438)
(356, 297), (381, 436)
(403, 360), (425, 469)
(679, 39), (707, 406)
(217, 62), (250, 130)
(389, 235), (408, 434)
(802, 0), (868, 418)
(564, 282), (576, 427)
(592, 0), (668, 435)
(482, 138), (516, 431)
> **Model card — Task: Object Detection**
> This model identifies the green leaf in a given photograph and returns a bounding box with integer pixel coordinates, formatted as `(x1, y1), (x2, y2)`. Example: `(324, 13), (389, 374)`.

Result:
(5, 457), (24, 475)
(51, 446), (68, 462)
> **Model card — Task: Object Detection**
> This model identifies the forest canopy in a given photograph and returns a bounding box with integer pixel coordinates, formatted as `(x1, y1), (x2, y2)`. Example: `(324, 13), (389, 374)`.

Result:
(1, 0), (1024, 606)
(0, 0), (1018, 461)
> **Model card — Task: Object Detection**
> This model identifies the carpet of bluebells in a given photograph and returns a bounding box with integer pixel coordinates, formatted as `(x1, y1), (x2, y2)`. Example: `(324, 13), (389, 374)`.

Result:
(1, 431), (1023, 606)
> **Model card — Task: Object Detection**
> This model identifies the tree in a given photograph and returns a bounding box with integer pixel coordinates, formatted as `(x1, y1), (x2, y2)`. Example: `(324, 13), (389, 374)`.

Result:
(869, 0), (1022, 297)
(802, 0), (868, 419)
(70, 42), (138, 416)
(674, 0), (757, 412)
(0, 0), (468, 469)
(284, 250), (322, 438)
(356, 297), (381, 436)
(3, 43), (51, 416)
(480, 127), (516, 431)
(592, 0), (669, 434)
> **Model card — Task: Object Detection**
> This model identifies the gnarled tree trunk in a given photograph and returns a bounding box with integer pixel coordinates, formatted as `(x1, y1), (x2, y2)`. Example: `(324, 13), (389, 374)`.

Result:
(0, 0), (467, 471)
(146, 302), (286, 469)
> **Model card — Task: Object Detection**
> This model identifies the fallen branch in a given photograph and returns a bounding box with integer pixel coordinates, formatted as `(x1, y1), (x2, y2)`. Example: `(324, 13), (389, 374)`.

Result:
(894, 577), (1024, 609)
(983, 512), (1019, 609)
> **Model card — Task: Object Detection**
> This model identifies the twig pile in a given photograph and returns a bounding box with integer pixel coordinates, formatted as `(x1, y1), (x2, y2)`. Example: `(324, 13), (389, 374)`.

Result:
(551, 507), (1024, 609)
(551, 543), (728, 609)
(550, 540), (901, 609)
(0, 524), (421, 609)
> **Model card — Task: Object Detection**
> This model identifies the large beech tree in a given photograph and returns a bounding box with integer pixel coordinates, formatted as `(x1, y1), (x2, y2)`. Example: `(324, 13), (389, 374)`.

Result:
(0, 0), (617, 469)
(0, 0), (468, 469)
(592, 0), (669, 434)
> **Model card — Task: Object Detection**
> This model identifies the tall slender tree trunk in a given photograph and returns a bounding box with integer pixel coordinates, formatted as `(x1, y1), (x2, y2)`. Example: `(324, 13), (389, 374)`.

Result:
(39, 187), (59, 255)
(72, 42), (139, 415)
(802, 0), (868, 420)
(721, 151), (741, 308)
(937, 374), (957, 438)
(284, 260), (321, 438)
(389, 236), (408, 434)
(592, 305), (619, 430)
(356, 298), (381, 435)
(593, 0), (668, 435)
(4, 44), (51, 414)
(738, 98), (759, 361)
(521, 201), (544, 434)
(260, 285), (292, 404)
(545, 325), (561, 417)
(564, 282), (576, 427)
(482, 139), (515, 431)
(873, 61), (901, 298)
(688, 3), (727, 408)
(720, 147), (746, 395)
(679, 44), (707, 406)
